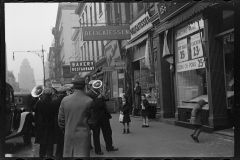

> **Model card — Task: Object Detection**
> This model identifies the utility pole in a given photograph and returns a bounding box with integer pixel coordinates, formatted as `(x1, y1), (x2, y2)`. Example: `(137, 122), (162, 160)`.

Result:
(13, 45), (46, 86)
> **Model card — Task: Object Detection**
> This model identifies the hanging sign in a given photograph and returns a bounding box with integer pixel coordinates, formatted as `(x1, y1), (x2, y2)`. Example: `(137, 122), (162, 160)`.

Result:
(176, 57), (205, 72)
(190, 33), (204, 59)
(70, 61), (95, 72)
(102, 66), (115, 72)
(177, 38), (188, 62)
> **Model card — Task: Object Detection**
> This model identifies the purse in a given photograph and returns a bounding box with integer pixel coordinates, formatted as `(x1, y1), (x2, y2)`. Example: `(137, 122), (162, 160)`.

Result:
(119, 114), (124, 123)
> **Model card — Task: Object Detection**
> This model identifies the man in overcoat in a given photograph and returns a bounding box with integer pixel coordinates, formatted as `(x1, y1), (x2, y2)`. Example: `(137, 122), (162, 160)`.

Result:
(58, 75), (92, 157)
(51, 86), (68, 158)
(33, 88), (55, 157)
(87, 85), (118, 155)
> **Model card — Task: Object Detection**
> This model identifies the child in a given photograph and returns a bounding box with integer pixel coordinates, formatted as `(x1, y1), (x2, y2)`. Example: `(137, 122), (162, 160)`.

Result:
(120, 95), (131, 134)
(190, 99), (207, 142)
(141, 94), (150, 128)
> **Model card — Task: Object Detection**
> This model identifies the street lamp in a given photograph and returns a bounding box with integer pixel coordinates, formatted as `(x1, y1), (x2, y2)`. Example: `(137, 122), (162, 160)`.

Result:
(13, 45), (46, 86)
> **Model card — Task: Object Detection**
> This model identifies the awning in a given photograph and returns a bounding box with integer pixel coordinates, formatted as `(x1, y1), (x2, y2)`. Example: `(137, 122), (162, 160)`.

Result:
(125, 34), (148, 49)
(157, 2), (213, 33)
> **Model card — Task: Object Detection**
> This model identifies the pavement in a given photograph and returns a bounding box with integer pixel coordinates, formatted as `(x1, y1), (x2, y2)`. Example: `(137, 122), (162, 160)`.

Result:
(5, 113), (234, 158)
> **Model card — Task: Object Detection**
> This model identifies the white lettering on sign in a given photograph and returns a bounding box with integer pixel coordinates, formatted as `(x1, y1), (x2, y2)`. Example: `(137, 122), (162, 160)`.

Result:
(177, 38), (188, 62)
(176, 57), (205, 72)
(191, 33), (204, 59)
(176, 19), (204, 40)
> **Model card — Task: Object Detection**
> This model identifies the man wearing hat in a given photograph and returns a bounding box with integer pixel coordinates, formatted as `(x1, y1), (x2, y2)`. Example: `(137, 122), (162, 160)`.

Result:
(51, 86), (68, 158)
(58, 75), (93, 157)
(33, 88), (55, 158)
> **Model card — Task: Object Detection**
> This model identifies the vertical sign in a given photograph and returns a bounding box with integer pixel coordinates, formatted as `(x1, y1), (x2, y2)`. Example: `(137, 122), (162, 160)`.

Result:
(177, 38), (188, 62)
(190, 33), (203, 59)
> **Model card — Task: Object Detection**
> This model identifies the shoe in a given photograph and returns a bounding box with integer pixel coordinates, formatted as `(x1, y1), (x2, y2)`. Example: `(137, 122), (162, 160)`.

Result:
(145, 125), (149, 127)
(142, 125), (146, 128)
(127, 129), (130, 133)
(123, 129), (126, 134)
(107, 147), (119, 152)
(95, 151), (104, 155)
(193, 136), (199, 143)
(90, 146), (93, 149)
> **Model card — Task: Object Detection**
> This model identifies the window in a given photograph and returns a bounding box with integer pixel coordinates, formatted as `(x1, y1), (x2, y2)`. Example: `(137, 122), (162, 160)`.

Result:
(101, 41), (105, 57)
(94, 3), (97, 22)
(137, 3), (144, 12)
(125, 3), (130, 23)
(84, 43), (86, 61)
(96, 41), (99, 61)
(87, 42), (90, 60)
(82, 13), (85, 26)
(92, 41), (94, 60)
(175, 18), (207, 105)
(81, 46), (83, 61)
(90, 6), (93, 26)
(99, 3), (102, 14)
(85, 8), (88, 26)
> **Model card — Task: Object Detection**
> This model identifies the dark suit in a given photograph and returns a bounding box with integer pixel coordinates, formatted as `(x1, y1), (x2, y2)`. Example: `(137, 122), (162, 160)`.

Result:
(33, 95), (55, 157)
(51, 93), (66, 158)
(87, 91), (114, 153)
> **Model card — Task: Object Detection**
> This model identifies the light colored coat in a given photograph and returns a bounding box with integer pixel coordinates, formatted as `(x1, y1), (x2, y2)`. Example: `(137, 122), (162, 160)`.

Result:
(58, 90), (92, 157)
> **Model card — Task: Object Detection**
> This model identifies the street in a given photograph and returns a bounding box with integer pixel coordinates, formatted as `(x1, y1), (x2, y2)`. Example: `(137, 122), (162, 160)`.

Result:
(5, 113), (234, 158)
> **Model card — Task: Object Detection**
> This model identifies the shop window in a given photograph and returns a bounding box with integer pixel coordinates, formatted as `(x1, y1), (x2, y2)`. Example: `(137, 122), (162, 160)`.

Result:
(175, 19), (207, 105)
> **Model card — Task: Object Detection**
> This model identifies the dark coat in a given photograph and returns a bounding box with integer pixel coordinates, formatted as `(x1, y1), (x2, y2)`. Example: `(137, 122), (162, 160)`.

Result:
(119, 103), (131, 123)
(190, 100), (206, 126)
(141, 99), (150, 117)
(58, 90), (92, 157)
(51, 94), (66, 144)
(134, 86), (141, 109)
(87, 96), (112, 130)
(33, 95), (55, 144)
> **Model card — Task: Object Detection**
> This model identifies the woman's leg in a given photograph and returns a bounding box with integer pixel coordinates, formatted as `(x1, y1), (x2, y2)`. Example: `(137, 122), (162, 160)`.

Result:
(127, 122), (130, 129)
(123, 123), (126, 133)
(142, 116), (145, 126)
(195, 128), (202, 138)
(146, 116), (149, 126)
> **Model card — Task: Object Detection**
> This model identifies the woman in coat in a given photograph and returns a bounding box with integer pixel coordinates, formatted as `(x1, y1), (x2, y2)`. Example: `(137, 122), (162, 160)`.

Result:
(190, 99), (207, 143)
(141, 94), (150, 127)
(134, 82), (141, 116)
(33, 88), (55, 158)
(120, 95), (131, 134)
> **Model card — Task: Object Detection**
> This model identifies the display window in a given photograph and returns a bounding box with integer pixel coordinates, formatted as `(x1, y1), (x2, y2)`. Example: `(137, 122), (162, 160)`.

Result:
(175, 18), (208, 105)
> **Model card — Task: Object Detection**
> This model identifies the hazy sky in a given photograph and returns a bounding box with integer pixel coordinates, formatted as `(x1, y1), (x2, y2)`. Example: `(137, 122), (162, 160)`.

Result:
(5, 3), (58, 85)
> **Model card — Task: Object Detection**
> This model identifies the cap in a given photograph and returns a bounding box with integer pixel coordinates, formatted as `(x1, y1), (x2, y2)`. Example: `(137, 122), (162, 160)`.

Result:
(71, 75), (86, 85)
(43, 88), (52, 95)
(57, 86), (68, 93)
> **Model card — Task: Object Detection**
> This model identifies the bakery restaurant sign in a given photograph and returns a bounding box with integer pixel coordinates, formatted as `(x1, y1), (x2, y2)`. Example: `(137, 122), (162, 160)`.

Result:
(129, 12), (153, 41)
(70, 61), (95, 72)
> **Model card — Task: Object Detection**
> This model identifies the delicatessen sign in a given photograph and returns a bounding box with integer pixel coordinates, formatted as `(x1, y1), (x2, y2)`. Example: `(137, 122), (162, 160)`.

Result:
(82, 25), (131, 41)
(70, 61), (95, 72)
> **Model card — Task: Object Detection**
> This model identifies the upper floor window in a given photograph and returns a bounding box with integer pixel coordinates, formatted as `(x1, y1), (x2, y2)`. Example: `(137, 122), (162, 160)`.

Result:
(99, 3), (102, 15)
(90, 6), (93, 26)
(94, 3), (97, 22)
(85, 7), (88, 26)
(137, 3), (144, 12)
(82, 13), (85, 26)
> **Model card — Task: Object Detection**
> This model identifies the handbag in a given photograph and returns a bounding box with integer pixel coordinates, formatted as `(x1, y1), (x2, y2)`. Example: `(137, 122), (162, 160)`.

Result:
(119, 114), (124, 123)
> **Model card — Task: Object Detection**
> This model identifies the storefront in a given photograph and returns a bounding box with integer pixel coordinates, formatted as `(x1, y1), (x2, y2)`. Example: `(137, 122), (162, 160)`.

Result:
(125, 12), (157, 117)
(153, 2), (234, 131)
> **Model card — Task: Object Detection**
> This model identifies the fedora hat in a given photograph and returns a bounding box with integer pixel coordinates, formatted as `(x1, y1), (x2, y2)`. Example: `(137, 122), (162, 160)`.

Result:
(57, 86), (68, 93)
(71, 75), (86, 85)
(43, 88), (52, 95)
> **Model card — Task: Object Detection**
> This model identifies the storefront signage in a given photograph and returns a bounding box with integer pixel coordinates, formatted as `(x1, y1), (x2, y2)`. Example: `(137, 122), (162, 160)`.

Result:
(176, 57), (205, 72)
(177, 38), (188, 62)
(176, 19), (204, 40)
(190, 33), (204, 59)
(102, 66), (115, 72)
(70, 60), (95, 72)
(82, 25), (131, 41)
(129, 12), (152, 41)
(157, 2), (191, 22)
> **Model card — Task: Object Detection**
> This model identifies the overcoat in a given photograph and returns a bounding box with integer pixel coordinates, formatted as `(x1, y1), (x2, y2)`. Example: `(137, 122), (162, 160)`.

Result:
(190, 100), (206, 126)
(141, 99), (150, 117)
(119, 103), (131, 123)
(134, 86), (141, 109)
(58, 90), (92, 157)
(51, 94), (66, 143)
(33, 95), (55, 144)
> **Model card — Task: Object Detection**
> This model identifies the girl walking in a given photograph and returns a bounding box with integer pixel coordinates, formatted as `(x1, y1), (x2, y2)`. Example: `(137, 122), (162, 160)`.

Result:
(120, 95), (131, 134)
(141, 94), (150, 128)
(190, 99), (207, 142)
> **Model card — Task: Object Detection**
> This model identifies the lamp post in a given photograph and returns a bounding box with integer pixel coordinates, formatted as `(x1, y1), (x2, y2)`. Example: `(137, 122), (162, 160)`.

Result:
(13, 45), (46, 86)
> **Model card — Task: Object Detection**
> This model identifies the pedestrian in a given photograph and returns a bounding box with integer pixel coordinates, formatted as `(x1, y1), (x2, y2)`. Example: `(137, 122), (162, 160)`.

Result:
(134, 82), (141, 116)
(190, 99), (207, 143)
(125, 82), (132, 115)
(120, 95), (131, 134)
(51, 87), (58, 99)
(87, 82), (118, 155)
(51, 86), (68, 158)
(141, 94), (150, 128)
(33, 88), (55, 158)
(58, 75), (93, 157)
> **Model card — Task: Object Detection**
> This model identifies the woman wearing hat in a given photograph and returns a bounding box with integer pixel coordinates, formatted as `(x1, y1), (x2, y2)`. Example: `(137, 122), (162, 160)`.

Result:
(33, 88), (55, 157)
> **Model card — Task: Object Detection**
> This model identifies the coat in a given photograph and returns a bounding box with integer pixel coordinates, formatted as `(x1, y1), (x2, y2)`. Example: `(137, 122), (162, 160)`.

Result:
(119, 103), (131, 123)
(141, 99), (150, 117)
(58, 90), (92, 157)
(33, 95), (55, 144)
(51, 93), (66, 144)
(134, 86), (141, 109)
(190, 100), (206, 126)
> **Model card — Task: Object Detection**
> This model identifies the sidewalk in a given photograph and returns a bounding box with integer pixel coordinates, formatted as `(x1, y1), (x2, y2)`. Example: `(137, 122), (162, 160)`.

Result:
(90, 113), (234, 157)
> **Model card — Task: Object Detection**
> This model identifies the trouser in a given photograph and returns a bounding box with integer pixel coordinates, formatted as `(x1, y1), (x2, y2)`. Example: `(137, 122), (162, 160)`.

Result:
(55, 143), (64, 158)
(39, 144), (54, 157)
(92, 117), (113, 153)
